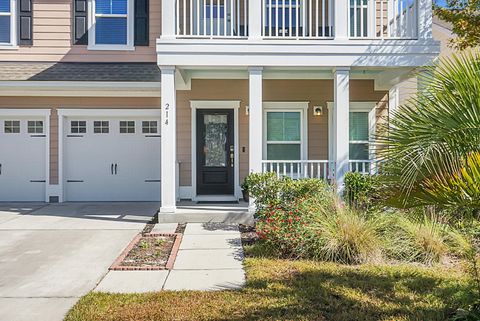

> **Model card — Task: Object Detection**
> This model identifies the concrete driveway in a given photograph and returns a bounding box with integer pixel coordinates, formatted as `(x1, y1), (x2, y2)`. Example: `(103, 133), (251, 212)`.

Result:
(0, 202), (158, 321)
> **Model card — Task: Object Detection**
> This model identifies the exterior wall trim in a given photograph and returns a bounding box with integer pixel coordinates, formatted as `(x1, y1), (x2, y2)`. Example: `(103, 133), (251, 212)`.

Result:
(0, 81), (161, 97)
(189, 100), (241, 201)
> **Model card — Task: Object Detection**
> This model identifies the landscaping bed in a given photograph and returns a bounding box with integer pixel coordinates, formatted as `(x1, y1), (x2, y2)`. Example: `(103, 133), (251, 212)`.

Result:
(110, 233), (182, 271)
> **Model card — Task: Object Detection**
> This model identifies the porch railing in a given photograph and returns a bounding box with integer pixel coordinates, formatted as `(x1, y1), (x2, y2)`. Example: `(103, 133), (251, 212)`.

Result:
(349, 0), (418, 39)
(261, 160), (381, 180)
(262, 160), (334, 180)
(349, 159), (381, 175)
(175, 0), (249, 38)
(261, 0), (334, 39)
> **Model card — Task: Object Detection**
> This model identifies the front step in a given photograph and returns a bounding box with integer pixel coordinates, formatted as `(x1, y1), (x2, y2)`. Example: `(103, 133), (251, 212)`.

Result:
(157, 202), (254, 224)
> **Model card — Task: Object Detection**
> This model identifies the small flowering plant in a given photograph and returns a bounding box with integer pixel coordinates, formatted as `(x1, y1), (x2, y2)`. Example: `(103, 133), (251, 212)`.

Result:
(255, 197), (321, 259)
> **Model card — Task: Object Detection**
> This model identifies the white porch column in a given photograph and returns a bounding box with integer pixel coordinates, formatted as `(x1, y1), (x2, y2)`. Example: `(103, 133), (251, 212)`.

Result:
(248, 0), (262, 40)
(248, 67), (263, 209)
(388, 85), (400, 119)
(333, 67), (350, 192)
(161, 0), (176, 39)
(160, 66), (177, 213)
(334, 0), (349, 40)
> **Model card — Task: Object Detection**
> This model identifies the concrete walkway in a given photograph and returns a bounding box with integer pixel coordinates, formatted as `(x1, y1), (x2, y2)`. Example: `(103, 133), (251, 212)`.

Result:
(0, 202), (157, 321)
(95, 223), (246, 293)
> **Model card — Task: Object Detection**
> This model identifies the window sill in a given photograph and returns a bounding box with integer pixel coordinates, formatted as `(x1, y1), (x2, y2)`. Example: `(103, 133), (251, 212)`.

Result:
(0, 44), (19, 50)
(87, 44), (135, 51)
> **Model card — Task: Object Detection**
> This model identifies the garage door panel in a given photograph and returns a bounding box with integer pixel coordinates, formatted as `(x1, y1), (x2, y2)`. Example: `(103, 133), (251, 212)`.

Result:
(0, 118), (46, 202)
(64, 117), (161, 202)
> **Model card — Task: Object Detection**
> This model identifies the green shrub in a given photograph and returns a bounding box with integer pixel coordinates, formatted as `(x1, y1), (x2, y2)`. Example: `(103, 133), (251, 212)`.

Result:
(247, 172), (333, 212)
(344, 172), (379, 211)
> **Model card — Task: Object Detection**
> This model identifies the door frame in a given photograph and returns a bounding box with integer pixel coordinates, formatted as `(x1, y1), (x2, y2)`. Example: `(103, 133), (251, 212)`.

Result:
(57, 108), (161, 202)
(0, 108), (51, 202)
(190, 100), (240, 201)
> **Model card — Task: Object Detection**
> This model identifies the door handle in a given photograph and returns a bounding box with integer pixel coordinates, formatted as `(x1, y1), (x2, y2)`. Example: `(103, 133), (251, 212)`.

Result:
(111, 163), (114, 175)
(229, 145), (234, 168)
(115, 163), (118, 175)
(0, 163), (2, 175)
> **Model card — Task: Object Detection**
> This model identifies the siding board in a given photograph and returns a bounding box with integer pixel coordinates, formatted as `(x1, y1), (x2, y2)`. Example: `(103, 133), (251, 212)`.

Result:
(0, 0), (160, 62)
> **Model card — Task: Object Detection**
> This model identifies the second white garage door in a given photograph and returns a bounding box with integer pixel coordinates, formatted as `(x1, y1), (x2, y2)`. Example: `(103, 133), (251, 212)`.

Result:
(64, 117), (161, 202)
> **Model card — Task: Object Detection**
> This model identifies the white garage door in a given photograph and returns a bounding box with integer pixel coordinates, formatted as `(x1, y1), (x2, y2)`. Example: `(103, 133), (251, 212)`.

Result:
(0, 116), (47, 202)
(64, 117), (161, 201)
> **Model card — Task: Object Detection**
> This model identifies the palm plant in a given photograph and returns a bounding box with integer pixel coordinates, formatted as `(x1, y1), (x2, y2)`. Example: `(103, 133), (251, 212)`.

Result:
(377, 52), (480, 212)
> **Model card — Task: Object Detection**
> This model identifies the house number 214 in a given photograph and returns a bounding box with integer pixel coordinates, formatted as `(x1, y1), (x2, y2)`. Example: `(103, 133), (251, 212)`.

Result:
(164, 103), (169, 125)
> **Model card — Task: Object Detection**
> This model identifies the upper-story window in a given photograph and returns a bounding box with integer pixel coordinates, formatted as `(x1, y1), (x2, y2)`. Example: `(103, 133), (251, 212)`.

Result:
(0, 0), (15, 46)
(89, 0), (134, 50)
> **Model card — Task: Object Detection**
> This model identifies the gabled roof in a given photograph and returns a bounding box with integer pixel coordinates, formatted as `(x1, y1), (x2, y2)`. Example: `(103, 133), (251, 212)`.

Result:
(0, 62), (161, 82)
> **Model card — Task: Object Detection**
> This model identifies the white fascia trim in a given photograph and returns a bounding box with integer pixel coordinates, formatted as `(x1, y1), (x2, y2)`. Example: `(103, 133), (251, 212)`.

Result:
(190, 100), (241, 109)
(0, 109), (51, 116)
(0, 81), (161, 97)
(57, 109), (161, 117)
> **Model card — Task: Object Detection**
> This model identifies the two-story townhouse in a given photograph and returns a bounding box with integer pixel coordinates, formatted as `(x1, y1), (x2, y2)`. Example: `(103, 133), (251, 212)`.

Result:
(0, 0), (440, 214)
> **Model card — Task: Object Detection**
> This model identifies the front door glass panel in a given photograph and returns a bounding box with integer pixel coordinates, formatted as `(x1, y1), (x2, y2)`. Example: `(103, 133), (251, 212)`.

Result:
(203, 114), (228, 167)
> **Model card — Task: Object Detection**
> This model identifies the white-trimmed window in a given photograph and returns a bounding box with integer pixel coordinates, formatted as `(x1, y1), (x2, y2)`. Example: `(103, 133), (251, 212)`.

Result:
(88, 0), (134, 50)
(71, 121), (87, 134)
(263, 102), (308, 161)
(4, 120), (20, 133)
(142, 121), (157, 134)
(93, 121), (109, 134)
(327, 102), (376, 161)
(0, 0), (15, 46)
(28, 121), (44, 134)
(119, 120), (135, 133)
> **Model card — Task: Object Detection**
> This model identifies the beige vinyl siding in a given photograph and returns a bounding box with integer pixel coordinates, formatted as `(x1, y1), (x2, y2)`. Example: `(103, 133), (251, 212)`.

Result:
(0, 97), (161, 184)
(0, 0), (160, 62)
(176, 79), (388, 187)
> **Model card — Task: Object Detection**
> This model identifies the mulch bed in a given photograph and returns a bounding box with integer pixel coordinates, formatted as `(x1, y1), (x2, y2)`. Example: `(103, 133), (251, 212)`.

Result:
(110, 232), (182, 271)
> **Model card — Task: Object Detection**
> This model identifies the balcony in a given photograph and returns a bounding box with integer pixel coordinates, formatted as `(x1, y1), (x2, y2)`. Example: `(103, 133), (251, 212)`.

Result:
(158, 0), (437, 67)
(173, 0), (419, 40)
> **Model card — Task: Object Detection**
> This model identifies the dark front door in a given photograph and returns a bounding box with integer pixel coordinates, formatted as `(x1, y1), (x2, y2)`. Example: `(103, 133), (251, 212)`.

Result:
(196, 109), (234, 195)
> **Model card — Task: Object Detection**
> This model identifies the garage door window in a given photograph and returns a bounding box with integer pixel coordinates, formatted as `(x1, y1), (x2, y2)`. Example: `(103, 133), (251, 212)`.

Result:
(120, 121), (135, 133)
(142, 121), (157, 134)
(94, 121), (109, 134)
(71, 121), (87, 134)
(4, 120), (20, 133)
(28, 121), (44, 134)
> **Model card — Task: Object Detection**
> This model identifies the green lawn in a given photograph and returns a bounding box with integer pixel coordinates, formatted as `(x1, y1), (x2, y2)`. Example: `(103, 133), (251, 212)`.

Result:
(65, 252), (473, 321)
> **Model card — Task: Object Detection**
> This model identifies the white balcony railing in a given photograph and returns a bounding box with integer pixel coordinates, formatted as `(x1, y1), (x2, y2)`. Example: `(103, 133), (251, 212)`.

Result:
(175, 0), (249, 38)
(262, 160), (334, 180)
(262, 0), (334, 39)
(349, 0), (418, 39)
(172, 0), (419, 40)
